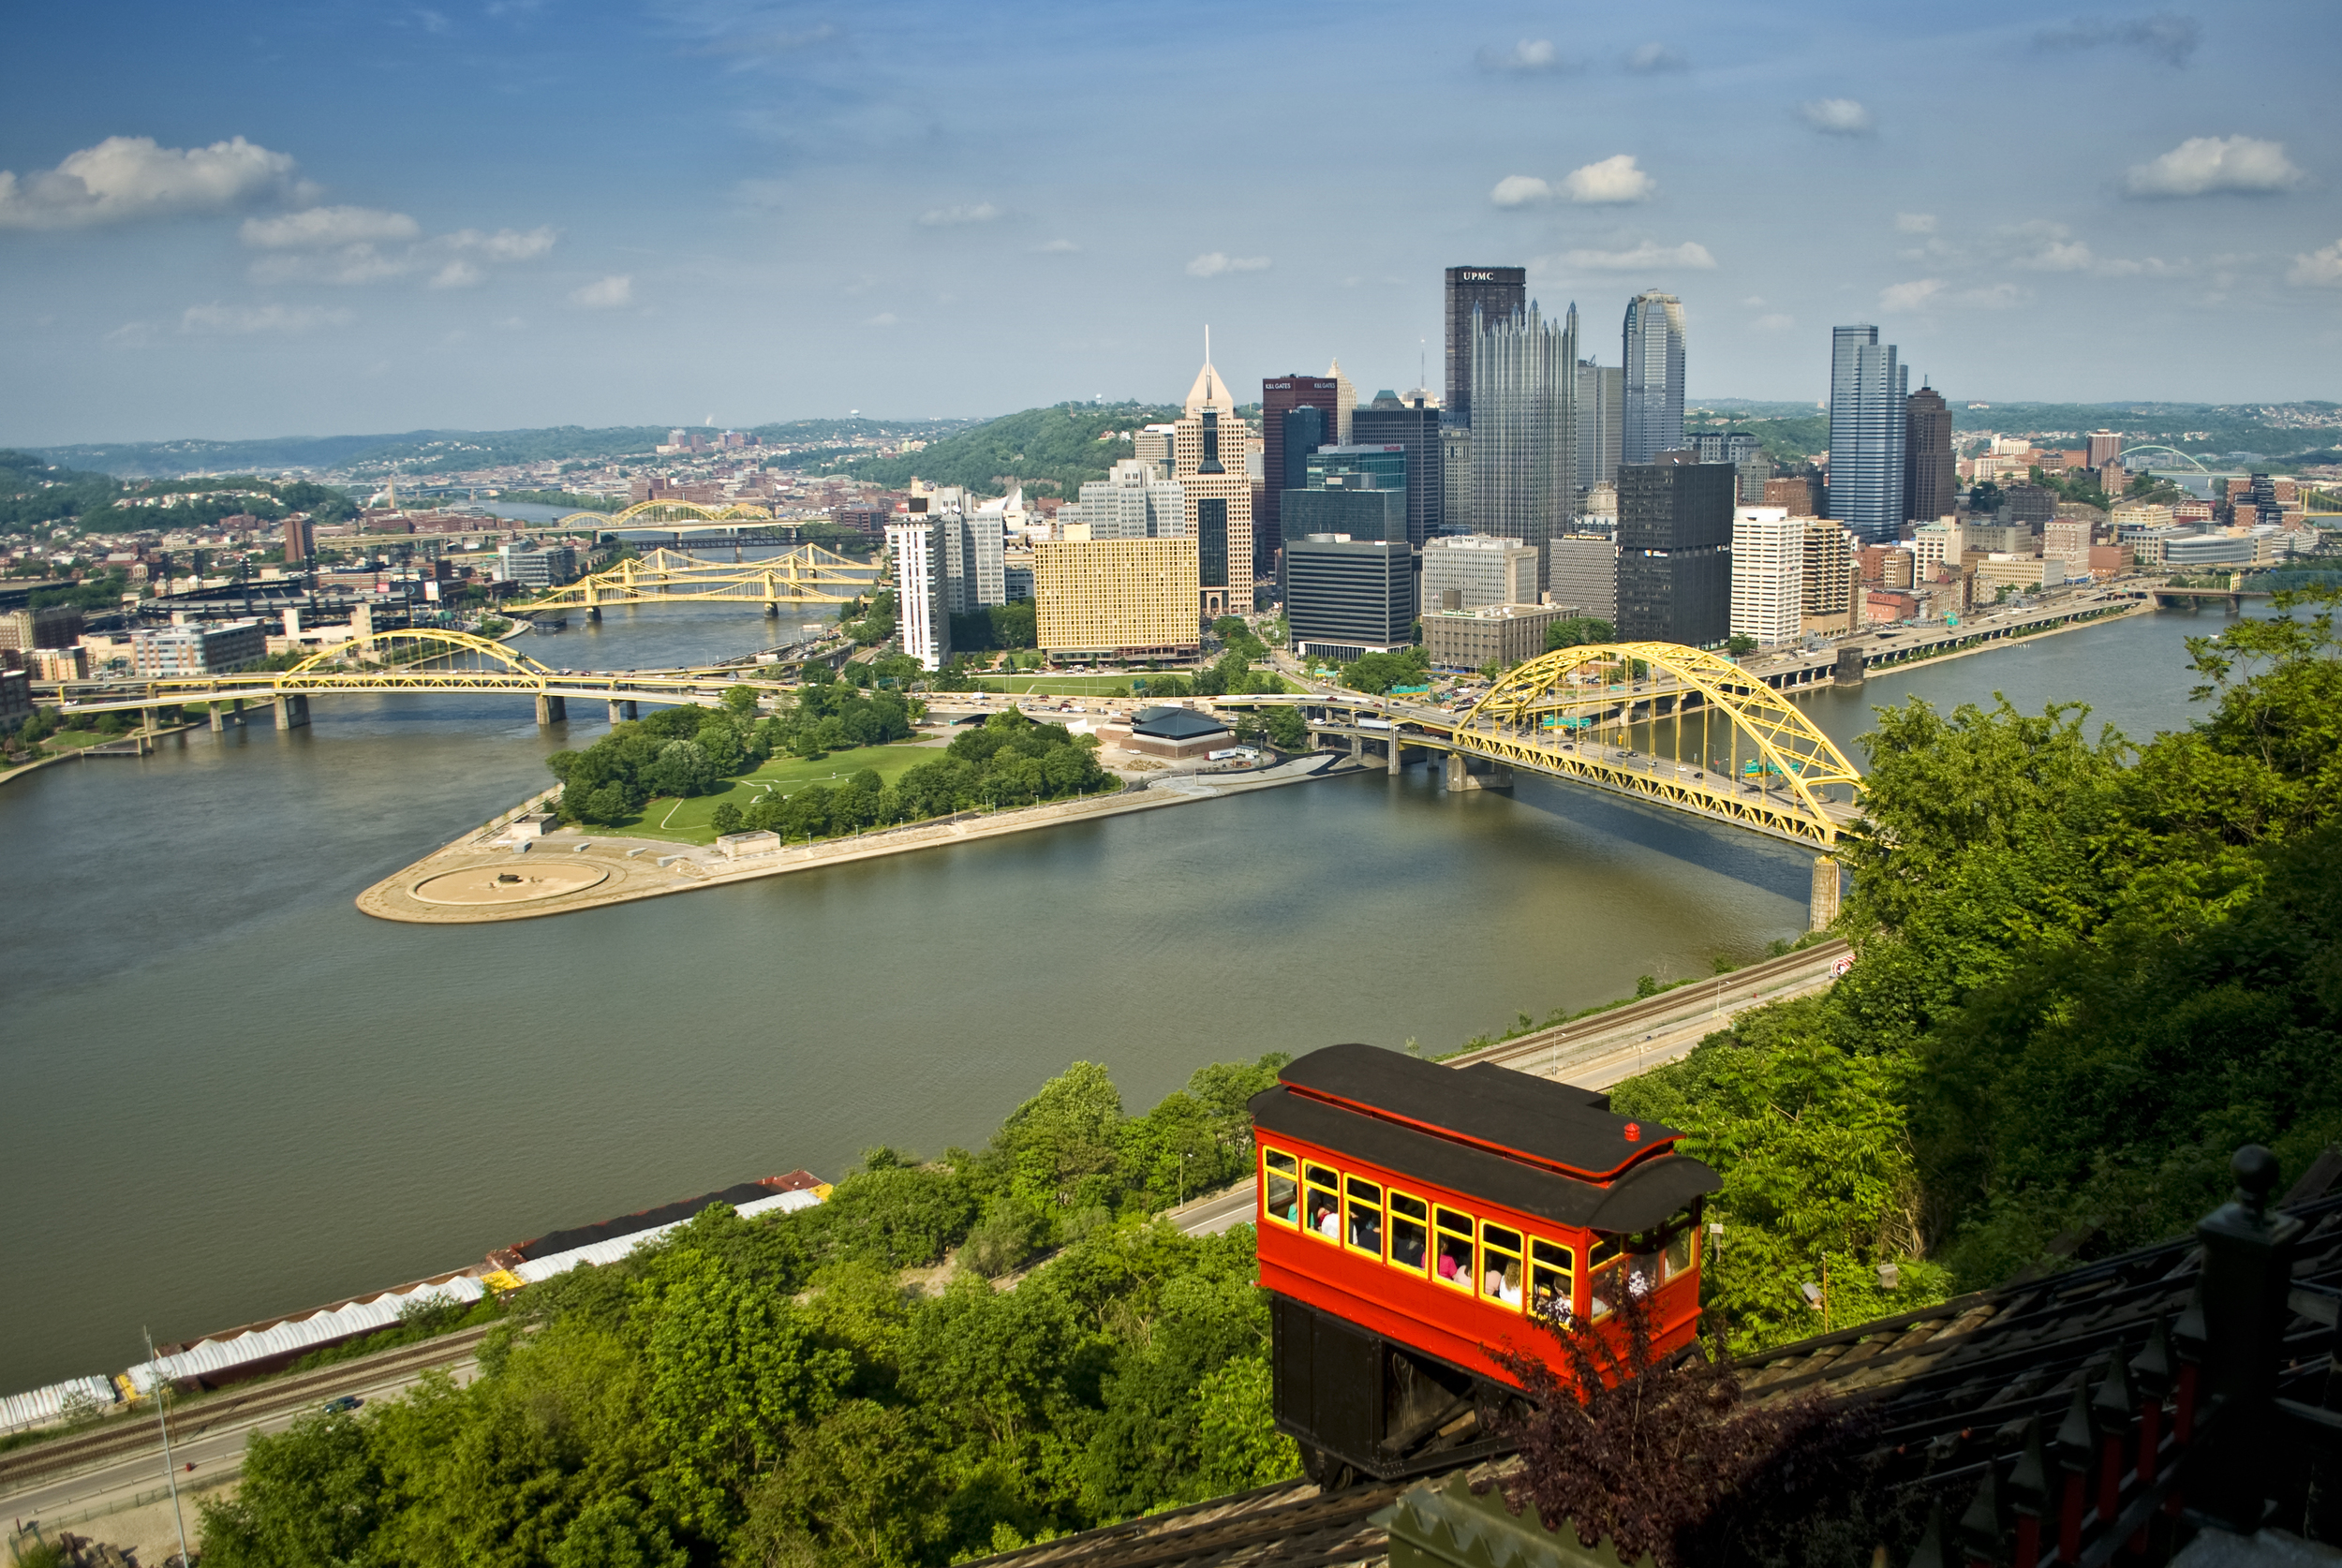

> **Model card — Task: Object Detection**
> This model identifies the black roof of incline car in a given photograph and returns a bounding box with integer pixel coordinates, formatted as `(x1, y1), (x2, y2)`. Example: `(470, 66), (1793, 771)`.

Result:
(1273, 1043), (1686, 1181)
(1131, 705), (1231, 739)
(1249, 1082), (1717, 1235)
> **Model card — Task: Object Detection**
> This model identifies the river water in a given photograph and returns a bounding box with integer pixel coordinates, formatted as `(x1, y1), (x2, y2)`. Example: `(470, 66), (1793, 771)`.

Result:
(0, 607), (2236, 1389)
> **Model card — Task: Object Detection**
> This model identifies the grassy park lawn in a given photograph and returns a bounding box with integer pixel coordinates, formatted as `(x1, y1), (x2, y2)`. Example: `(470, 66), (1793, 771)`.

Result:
(591, 739), (941, 845)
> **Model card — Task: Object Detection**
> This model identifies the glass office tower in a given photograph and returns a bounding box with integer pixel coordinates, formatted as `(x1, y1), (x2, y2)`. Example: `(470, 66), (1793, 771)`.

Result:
(1444, 266), (1527, 428)
(1828, 325), (1907, 542)
(1621, 290), (1686, 465)
(1469, 300), (1579, 595)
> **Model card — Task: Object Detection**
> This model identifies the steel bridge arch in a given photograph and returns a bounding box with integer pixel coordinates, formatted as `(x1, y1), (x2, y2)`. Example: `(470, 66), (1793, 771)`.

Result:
(1462, 642), (1863, 840)
(2113, 444), (2215, 475)
(511, 544), (882, 613)
(282, 628), (555, 680)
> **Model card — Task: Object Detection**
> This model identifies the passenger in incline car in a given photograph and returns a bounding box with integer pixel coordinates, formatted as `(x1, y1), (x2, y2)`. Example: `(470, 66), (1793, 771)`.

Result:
(1312, 1199), (1340, 1238)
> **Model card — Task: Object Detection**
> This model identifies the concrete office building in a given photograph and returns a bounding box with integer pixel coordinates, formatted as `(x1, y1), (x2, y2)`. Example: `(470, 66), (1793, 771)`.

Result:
(1033, 538), (1199, 660)
(1764, 477), (1816, 515)
(1801, 518), (1857, 637)
(1440, 426), (1473, 534)
(1325, 359), (1357, 446)
(938, 505), (1006, 614)
(0, 667), (29, 729)
(1692, 432), (1770, 504)
(0, 606), (84, 651)
(1423, 603), (1577, 673)
(1068, 459), (1186, 541)
(2088, 430), (2125, 471)
(1547, 535), (1619, 624)
(129, 619), (268, 677)
(1621, 290), (1686, 464)
(1352, 391), (1444, 547)
(1422, 534), (1538, 611)
(1132, 424), (1178, 477)
(497, 540), (579, 590)
(282, 513), (315, 562)
(1284, 537), (1416, 662)
(1616, 454), (1732, 646)
(1911, 520), (1962, 579)
(1576, 360), (1623, 501)
(886, 521), (951, 671)
(1444, 266), (1527, 427)
(1260, 373), (1341, 571)
(1470, 299), (1579, 594)
(1905, 384), (1956, 524)
(1729, 506), (1805, 647)
(1827, 325), (1907, 543)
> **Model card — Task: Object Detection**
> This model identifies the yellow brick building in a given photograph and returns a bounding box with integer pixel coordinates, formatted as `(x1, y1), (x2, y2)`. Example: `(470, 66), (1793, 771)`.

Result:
(1034, 538), (1201, 660)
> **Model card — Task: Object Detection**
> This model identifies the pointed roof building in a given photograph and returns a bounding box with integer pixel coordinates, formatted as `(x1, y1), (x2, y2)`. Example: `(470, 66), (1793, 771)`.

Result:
(1184, 329), (1237, 417)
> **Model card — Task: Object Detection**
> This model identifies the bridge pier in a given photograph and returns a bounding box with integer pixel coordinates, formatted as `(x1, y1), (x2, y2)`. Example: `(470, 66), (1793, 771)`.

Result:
(536, 694), (568, 726)
(586, 606), (600, 624)
(1443, 754), (1513, 792)
(274, 693), (309, 731)
(1832, 646), (1866, 687)
(1386, 739), (1401, 774)
(1809, 854), (1842, 931)
(209, 703), (228, 732)
(763, 601), (779, 618)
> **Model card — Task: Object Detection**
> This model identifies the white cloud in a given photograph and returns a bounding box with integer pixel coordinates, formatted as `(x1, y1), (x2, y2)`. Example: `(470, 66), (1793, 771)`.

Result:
(1623, 42), (1686, 73)
(103, 321), (156, 348)
(1753, 313), (1796, 332)
(2290, 240), (2342, 288)
(241, 205), (419, 249)
(570, 274), (632, 309)
(1896, 212), (1937, 234)
(865, 312), (900, 327)
(1561, 155), (1655, 204)
(1490, 175), (1552, 208)
(451, 226), (556, 261)
(2034, 12), (2201, 66)
(2016, 238), (2097, 272)
(1186, 252), (1269, 277)
(1478, 38), (1570, 73)
(1551, 240), (1715, 272)
(0, 135), (300, 229)
(1878, 279), (2024, 311)
(917, 202), (1000, 227)
(2124, 135), (2305, 197)
(1798, 98), (1875, 137)
(1036, 238), (1078, 254)
(180, 303), (351, 335)
(431, 260), (484, 289)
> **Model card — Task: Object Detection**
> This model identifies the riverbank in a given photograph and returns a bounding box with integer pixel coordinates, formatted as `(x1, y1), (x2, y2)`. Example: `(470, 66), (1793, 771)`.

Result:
(356, 751), (1364, 924)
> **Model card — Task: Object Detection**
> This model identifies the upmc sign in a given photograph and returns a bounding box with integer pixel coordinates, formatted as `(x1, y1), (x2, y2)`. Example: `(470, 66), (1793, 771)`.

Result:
(1460, 271), (1500, 281)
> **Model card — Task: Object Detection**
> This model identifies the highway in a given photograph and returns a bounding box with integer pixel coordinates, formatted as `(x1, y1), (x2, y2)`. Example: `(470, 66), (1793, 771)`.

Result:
(1164, 937), (1851, 1238)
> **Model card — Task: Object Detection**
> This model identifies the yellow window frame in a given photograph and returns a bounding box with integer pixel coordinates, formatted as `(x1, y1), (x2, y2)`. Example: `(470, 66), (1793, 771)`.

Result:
(1303, 1162), (1342, 1245)
(1432, 1205), (1475, 1291)
(1386, 1189), (1430, 1279)
(1261, 1147), (1300, 1230)
(1479, 1221), (1525, 1313)
(1342, 1174), (1386, 1262)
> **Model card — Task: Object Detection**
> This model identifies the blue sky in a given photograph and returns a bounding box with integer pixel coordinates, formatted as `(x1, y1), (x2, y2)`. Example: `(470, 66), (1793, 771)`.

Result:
(2, 0), (2336, 445)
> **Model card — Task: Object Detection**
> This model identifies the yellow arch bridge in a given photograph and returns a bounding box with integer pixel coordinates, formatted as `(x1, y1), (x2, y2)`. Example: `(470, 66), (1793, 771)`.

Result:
(51, 629), (781, 732)
(510, 545), (882, 617)
(1226, 641), (1865, 852)
(549, 499), (792, 530)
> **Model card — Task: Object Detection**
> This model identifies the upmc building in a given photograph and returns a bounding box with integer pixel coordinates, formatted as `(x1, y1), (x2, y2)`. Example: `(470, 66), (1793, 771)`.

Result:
(1443, 266), (1527, 429)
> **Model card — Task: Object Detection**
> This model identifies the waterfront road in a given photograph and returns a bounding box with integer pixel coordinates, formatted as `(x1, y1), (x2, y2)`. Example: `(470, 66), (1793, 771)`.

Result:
(1164, 937), (1852, 1238)
(1, 1330), (492, 1537)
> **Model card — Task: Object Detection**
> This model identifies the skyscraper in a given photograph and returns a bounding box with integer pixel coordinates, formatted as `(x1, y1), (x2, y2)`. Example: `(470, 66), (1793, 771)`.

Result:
(1260, 373), (1340, 570)
(1444, 266), (1527, 427)
(1904, 384), (1956, 523)
(1469, 300), (1579, 594)
(1615, 453), (1732, 646)
(1576, 360), (1623, 502)
(1729, 506), (1804, 647)
(1828, 325), (1908, 542)
(1621, 290), (1686, 464)
(1351, 390), (1444, 547)
(1173, 348), (1256, 617)
(886, 519), (950, 671)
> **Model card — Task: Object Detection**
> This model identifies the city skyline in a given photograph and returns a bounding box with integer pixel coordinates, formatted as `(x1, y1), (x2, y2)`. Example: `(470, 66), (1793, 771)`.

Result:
(3, 0), (2339, 447)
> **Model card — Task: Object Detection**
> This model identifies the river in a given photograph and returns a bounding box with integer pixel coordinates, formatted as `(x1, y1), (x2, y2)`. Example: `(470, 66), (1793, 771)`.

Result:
(0, 606), (2238, 1390)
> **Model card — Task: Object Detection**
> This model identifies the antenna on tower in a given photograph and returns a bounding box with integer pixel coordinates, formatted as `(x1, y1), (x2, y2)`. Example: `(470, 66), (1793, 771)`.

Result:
(1204, 324), (1211, 364)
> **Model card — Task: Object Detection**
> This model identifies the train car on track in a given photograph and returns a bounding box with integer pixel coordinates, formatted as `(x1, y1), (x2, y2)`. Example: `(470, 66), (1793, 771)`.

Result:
(1250, 1043), (1720, 1486)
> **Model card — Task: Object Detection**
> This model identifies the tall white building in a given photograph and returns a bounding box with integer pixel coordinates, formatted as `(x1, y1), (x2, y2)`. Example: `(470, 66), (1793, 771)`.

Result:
(1422, 534), (1539, 610)
(937, 505), (1006, 614)
(886, 520), (950, 671)
(1729, 507), (1804, 647)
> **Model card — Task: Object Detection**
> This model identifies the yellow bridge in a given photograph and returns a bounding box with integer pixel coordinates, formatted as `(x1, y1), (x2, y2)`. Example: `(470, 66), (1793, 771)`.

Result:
(510, 545), (882, 617)
(548, 499), (787, 530)
(52, 629), (783, 731)
(1227, 642), (1865, 852)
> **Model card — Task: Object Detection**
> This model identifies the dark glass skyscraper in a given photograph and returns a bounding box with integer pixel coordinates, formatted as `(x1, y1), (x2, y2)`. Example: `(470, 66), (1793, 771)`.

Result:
(1260, 373), (1340, 572)
(1904, 383), (1955, 522)
(1470, 299), (1578, 595)
(1616, 453), (1732, 646)
(1444, 266), (1526, 428)
(1621, 290), (1686, 465)
(1351, 391), (1443, 547)
(1828, 325), (1907, 542)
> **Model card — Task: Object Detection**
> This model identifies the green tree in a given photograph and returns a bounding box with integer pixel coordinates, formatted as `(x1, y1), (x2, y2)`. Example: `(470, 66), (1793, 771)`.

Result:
(1262, 706), (1308, 752)
(1545, 616), (1616, 653)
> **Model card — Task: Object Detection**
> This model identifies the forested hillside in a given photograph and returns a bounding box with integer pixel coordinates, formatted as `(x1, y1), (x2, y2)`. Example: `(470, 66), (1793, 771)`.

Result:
(0, 451), (354, 538)
(816, 404), (1178, 498)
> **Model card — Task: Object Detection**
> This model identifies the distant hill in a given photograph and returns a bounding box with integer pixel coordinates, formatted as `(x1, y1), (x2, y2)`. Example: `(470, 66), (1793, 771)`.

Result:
(1690, 400), (2342, 469)
(812, 403), (1181, 498)
(33, 418), (973, 480)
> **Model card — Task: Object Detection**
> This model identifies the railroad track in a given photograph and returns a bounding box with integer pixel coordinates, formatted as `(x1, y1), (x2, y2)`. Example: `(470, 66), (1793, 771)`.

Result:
(0, 1323), (499, 1490)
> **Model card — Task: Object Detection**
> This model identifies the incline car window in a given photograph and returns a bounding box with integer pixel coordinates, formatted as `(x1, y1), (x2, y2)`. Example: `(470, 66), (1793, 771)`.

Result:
(1344, 1176), (1384, 1259)
(1480, 1222), (1524, 1309)
(1263, 1150), (1298, 1227)
(1434, 1206), (1474, 1289)
(1388, 1191), (1429, 1275)
(1530, 1238), (1575, 1318)
(1305, 1163), (1341, 1241)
